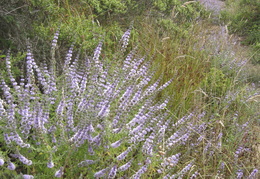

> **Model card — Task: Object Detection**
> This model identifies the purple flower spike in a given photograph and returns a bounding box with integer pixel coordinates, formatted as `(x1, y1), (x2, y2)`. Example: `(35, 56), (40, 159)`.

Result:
(116, 146), (132, 161)
(51, 30), (59, 48)
(23, 174), (34, 179)
(78, 160), (95, 167)
(111, 139), (122, 148)
(248, 169), (258, 179)
(118, 160), (133, 172)
(93, 42), (103, 62)
(120, 28), (131, 51)
(94, 167), (109, 178)
(236, 170), (243, 179)
(108, 165), (118, 179)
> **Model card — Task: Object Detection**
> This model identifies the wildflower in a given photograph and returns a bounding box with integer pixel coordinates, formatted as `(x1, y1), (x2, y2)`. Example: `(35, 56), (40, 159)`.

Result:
(22, 174), (34, 179)
(116, 146), (132, 161)
(142, 78), (161, 97)
(173, 112), (194, 127)
(131, 163), (149, 179)
(93, 41), (103, 62)
(112, 127), (122, 133)
(54, 167), (64, 178)
(130, 124), (144, 135)
(18, 154), (32, 165)
(248, 169), (258, 179)
(108, 165), (118, 179)
(190, 171), (199, 179)
(51, 30), (59, 48)
(7, 162), (16, 170)
(88, 145), (94, 155)
(236, 169), (243, 179)
(78, 160), (96, 167)
(47, 160), (54, 168)
(94, 167), (109, 178)
(111, 140), (122, 148)
(179, 162), (193, 176)
(120, 28), (131, 51)
(161, 153), (181, 168)
(118, 160), (133, 171)
(98, 103), (110, 117)
(0, 158), (4, 166)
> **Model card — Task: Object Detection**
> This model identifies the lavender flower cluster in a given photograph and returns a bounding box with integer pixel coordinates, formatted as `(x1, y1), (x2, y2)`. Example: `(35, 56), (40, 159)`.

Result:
(0, 28), (258, 178)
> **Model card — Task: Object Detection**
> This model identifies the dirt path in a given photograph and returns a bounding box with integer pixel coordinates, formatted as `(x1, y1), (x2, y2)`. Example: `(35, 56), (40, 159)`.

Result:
(195, 0), (259, 86)
(197, 0), (225, 16)
(195, 0), (248, 66)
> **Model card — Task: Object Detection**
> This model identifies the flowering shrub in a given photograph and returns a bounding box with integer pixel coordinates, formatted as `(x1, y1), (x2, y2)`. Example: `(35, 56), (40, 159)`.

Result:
(0, 29), (259, 178)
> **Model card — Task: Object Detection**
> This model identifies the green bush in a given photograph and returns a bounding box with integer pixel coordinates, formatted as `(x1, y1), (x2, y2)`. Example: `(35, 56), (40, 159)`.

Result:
(0, 0), (34, 51)
(202, 67), (232, 98)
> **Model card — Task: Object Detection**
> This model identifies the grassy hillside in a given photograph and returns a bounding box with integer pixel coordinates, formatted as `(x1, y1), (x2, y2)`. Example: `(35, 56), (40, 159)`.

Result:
(0, 0), (259, 178)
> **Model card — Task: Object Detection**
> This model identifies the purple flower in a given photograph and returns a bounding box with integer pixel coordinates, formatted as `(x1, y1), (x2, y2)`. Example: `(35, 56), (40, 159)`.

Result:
(116, 146), (132, 161)
(47, 160), (54, 168)
(130, 89), (142, 106)
(98, 103), (110, 117)
(131, 162), (149, 179)
(88, 145), (94, 155)
(56, 100), (65, 116)
(190, 171), (199, 179)
(94, 167), (109, 178)
(179, 162), (193, 176)
(92, 133), (101, 146)
(22, 174), (34, 179)
(173, 112), (194, 127)
(18, 154), (32, 166)
(0, 158), (4, 166)
(118, 86), (133, 110)
(118, 160), (133, 171)
(142, 78), (161, 97)
(142, 132), (156, 155)
(123, 49), (135, 70)
(161, 153), (181, 168)
(54, 167), (64, 178)
(63, 45), (74, 68)
(88, 123), (95, 133)
(248, 169), (258, 179)
(51, 30), (59, 48)
(112, 127), (122, 133)
(7, 162), (16, 170)
(157, 78), (174, 92)
(120, 28), (131, 51)
(236, 169), (243, 179)
(111, 140), (122, 148)
(108, 165), (117, 179)
(93, 42), (103, 62)
(234, 146), (244, 159)
(130, 124), (144, 135)
(78, 160), (95, 167)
